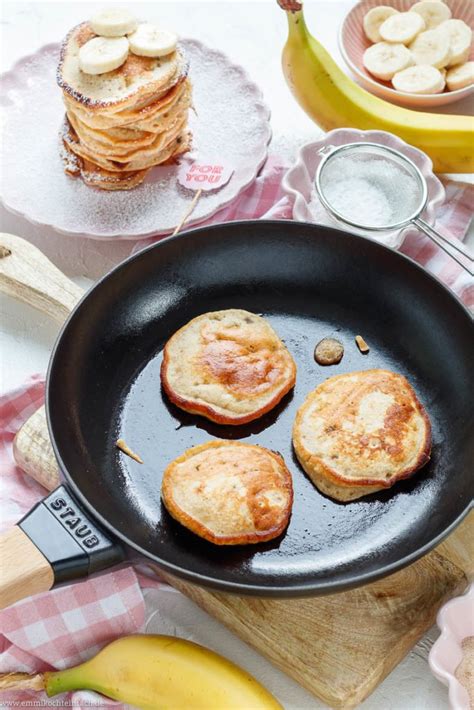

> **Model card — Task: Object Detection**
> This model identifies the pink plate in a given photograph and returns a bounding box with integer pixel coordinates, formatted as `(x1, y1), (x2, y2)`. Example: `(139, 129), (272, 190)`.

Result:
(339, 0), (474, 108)
(281, 128), (445, 249)
(429, 584), (474, 709)
(0, 41), (271, 241)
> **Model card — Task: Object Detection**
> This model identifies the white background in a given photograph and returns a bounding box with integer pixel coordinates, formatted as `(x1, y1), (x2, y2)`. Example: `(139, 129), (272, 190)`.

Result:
(1, 1), (471, 707)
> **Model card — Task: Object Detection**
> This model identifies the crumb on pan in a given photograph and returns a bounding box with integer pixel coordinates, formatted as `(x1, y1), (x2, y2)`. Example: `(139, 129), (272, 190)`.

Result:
(314, 337), (344, 365)
(355, 335), (370, 353)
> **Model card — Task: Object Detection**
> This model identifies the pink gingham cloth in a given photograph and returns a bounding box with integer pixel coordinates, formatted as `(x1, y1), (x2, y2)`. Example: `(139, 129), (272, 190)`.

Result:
(0, 158), (472, 709)
(0, 376), (157, 708)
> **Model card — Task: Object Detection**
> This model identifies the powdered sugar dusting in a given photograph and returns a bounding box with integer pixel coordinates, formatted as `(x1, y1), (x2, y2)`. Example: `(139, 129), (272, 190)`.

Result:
(0, 41), (271, 240)
(58, 126), (80, 175)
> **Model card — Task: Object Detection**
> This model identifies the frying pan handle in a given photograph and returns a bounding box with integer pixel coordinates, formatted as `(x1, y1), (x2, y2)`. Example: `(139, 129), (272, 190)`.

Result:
(0, 526), (54, 608)
(0, 485), (124, 609)
(0, 233), (83, 323)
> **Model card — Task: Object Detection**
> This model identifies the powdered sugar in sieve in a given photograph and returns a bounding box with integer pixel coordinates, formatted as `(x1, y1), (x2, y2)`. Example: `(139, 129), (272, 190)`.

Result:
(314, 143), (473, 274)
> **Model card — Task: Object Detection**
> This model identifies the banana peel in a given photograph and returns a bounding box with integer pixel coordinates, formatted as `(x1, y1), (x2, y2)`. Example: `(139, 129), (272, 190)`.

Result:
(278, 0), (474, 173)
(0, 634), (283, 709)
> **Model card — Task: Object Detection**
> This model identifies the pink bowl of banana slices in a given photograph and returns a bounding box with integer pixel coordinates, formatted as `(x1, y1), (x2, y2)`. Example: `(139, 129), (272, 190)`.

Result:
(339, 0), (474, 106)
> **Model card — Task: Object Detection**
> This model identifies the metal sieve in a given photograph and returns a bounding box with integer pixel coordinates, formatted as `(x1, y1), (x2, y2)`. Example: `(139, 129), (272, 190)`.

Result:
(315, 143), (473, 275)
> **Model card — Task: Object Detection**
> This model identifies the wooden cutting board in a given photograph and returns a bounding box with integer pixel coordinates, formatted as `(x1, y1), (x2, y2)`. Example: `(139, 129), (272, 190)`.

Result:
(3, 233), (473, 708)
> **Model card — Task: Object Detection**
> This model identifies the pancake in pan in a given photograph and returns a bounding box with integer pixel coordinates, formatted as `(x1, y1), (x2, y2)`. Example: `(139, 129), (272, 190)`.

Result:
(161, 441), (293, 545)
(161, 309), (297, 425)
(292, 369), (431, 501)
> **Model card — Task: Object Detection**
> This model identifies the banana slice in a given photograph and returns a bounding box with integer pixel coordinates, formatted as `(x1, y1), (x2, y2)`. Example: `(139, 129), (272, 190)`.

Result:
(410, 1), (451, 30)
(363, 6), (399, 43)
(448, 47), (470, 67)
(446, 61), (474, 91)
(128, 23), (178, 58)
(392, 64), (445, 93)
(437, 19), (473, 67)
(363, 42), (413, 80)
(380, 12), (426, 44)
(409, 29), (451, 68)
(78, 36), (129, 75)
(90, 9), (137, 37)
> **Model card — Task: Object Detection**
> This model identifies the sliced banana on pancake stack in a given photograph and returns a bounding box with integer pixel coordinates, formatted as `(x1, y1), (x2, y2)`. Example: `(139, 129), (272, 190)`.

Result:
(362, 2), (473, 95)
(90, 9), (137, 37)
(57, 9), (192, 190)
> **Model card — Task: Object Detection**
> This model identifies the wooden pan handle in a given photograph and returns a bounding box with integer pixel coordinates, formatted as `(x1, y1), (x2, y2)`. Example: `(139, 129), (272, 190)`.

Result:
(0, 233), (83, 323)
(13, 406), (60, 491)
(0, 526), (54, 609)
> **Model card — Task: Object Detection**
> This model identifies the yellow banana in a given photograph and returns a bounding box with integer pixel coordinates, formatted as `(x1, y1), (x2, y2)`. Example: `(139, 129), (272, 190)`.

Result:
(0, 634), (282, 709)
(279, 0), (474, 173)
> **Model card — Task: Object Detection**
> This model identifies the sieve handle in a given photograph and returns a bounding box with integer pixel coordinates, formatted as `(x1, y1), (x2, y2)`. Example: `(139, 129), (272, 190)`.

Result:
(412, 218), (474, 276)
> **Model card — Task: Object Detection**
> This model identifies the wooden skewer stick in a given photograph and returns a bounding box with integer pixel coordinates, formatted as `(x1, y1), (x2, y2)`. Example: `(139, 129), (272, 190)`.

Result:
(116, 439), (143, 464)
(172, 188), (203, 236)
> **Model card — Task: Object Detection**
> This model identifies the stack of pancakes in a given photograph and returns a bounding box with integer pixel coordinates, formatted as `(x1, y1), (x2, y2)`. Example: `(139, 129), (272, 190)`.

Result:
(57, 22), (192, 190)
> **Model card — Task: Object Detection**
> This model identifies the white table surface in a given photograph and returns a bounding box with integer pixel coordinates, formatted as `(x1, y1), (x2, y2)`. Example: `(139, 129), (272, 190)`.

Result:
(1, 1), (470, 707)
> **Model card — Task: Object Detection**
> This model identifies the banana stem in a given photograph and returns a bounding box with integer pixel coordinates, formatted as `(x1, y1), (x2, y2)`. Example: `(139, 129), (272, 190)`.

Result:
(282, 4), (310, 46)
(0, 667), (98, 698)
(277, 0), (303, 12)
(43, 666), (92, 697)
(0, 672), (44, 692)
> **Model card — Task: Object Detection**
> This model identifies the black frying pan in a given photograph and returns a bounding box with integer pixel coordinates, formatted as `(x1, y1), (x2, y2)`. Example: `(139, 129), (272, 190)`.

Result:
(5, 221), (474, 600)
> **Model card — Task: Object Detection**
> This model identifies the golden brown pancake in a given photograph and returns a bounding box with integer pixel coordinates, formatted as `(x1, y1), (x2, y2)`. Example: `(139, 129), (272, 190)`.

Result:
(63, 112), (188, 171)
(61, 118), (191, 190)
(292, 369), (431, 501)
(161, 309), (297, 425)
(161, 441), (293, 545)
(66, 82), (192, 154)
(57, 21), (191, 189)
(62, 76), (189, 130)
(57, 22), (188, 112)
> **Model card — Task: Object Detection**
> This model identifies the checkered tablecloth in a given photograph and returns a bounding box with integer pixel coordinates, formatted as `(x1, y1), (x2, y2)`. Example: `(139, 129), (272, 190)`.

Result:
(1, 159), (472, 709)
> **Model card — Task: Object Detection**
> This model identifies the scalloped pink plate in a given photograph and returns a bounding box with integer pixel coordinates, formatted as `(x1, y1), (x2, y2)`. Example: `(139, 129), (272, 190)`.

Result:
(340, 0), (474, 108)
(282, 128), (445, 249)
(429, 584), (474, 709)
(0, 40), (271, 240)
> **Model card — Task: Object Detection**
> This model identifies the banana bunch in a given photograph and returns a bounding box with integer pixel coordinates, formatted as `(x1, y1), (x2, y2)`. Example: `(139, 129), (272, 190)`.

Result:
(278, 0), (473, 173)
(0, 635), (282, 709)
